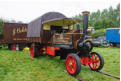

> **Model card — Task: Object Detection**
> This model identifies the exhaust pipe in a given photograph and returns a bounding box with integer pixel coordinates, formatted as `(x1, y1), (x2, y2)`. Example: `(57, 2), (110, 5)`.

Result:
(82, 11), (90, 36)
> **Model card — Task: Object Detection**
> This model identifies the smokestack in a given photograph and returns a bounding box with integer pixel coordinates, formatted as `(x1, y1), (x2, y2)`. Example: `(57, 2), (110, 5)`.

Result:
(82, 11), (90, 35)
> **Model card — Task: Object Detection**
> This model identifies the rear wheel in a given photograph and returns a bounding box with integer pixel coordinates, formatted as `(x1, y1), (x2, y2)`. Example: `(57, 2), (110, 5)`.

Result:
(89, 52), (104, 71)
(8, 44), (12, 50)
(12, 45), (16, 50)
(30, 44), (39, 58)
(66, 54), (81, 76)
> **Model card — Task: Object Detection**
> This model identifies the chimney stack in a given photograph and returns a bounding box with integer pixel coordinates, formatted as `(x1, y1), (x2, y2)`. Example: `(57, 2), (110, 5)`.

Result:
(82, 11), (90, 35)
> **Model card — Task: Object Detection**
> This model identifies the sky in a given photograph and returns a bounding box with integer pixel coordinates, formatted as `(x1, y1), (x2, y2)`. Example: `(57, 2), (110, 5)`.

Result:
(0, 0), (120, 23)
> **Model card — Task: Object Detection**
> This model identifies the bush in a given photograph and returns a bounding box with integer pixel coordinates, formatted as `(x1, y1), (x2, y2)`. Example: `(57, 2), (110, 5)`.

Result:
(92, 29), (106, 38)
(0, 19), (3, 35)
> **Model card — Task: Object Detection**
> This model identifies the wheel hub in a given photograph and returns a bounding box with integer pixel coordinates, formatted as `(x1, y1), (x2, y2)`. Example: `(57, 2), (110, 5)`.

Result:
(69, 61), (73, 67)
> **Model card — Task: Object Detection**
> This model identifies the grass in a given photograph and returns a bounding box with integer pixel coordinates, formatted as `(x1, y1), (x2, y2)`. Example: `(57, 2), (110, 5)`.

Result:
(79, 47), (120, 81)
(0, 47), (120, 81)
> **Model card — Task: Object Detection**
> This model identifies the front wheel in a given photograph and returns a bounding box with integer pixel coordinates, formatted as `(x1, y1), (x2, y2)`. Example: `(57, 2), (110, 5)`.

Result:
(66, 54), (81, 76)
(89, 52), (104, 71)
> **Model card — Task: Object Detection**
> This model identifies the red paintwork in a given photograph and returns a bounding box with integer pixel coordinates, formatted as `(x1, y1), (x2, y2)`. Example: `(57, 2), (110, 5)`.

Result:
(46, 46), (54, 55)
(30, 46), (34, 58)
(39, 48), (44, 55)
(81, 54), (100, 69)
(12, 46), (16, 50)
(89, 53), (100, 70)
(54, 47), (60, 50)
(39, 46), (60, 56)
(81, 57), (91, 66)
(66, 56), (77, 74)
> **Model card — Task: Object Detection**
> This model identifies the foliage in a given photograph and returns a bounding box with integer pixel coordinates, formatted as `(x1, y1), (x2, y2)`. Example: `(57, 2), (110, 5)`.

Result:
(75, 3), (120, 30)
(0, 19), (3, 35)
(92, 29), (106, 38)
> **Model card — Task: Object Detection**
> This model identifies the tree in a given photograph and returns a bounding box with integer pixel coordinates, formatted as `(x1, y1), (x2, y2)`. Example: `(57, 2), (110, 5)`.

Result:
(75, 3), (120, 38)
(0, 19), (3, 35)
(75, 3), (120, 30)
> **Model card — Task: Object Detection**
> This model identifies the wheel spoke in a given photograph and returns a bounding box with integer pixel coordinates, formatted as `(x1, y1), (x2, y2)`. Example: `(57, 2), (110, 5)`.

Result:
(71, 57), (76, 71)
(93, 63), (95, 69)
(95, 55), (97, 61)
(73, 59), (76, 70)
(92, 54), (94, 60)
(95, 63), (98, 68)
(69, 57), (73, 64)
(96, 60), (100, 62)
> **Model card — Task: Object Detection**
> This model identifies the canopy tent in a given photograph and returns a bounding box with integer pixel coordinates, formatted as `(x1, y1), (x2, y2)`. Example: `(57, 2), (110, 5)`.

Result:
(43, 18), (74, 26)
(27, 12), (82, 37)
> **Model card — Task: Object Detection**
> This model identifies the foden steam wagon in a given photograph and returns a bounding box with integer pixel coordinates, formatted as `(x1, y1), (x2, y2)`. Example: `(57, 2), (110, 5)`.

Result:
(0, 11), (104, 76)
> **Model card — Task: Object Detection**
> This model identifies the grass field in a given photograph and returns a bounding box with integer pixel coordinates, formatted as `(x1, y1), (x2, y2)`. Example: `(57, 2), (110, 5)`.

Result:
(0, 47), (120, 81)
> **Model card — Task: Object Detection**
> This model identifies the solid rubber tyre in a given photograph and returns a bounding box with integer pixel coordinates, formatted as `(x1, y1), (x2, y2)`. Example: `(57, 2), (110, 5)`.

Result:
(89, 52), (104, 71)
(66, 53), (81, 76)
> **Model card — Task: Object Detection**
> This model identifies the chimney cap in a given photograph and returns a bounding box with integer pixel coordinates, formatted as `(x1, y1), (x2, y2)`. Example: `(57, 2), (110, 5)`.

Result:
(82, 11), (90, 15)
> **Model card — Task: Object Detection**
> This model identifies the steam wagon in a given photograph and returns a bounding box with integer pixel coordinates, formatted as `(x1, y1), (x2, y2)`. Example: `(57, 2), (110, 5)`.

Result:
(27, 11), (104, 76)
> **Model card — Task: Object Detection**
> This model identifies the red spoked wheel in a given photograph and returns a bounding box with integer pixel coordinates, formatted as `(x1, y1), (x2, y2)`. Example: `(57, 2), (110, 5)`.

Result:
(89, 52), (104, 71)
(12, 45), (16, 51)
(66, 54), (81, 76)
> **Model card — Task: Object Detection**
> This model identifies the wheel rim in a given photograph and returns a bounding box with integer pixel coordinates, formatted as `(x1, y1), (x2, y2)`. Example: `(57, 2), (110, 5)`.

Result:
(30, 46), (34, 58)
(90, 53), (100, 70)
(12, 46), (16, 50)
(66, 56), (77, 74)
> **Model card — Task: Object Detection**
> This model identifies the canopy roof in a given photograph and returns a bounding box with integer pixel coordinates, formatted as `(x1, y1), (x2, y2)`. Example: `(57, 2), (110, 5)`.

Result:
(27, 12), (81, 37)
